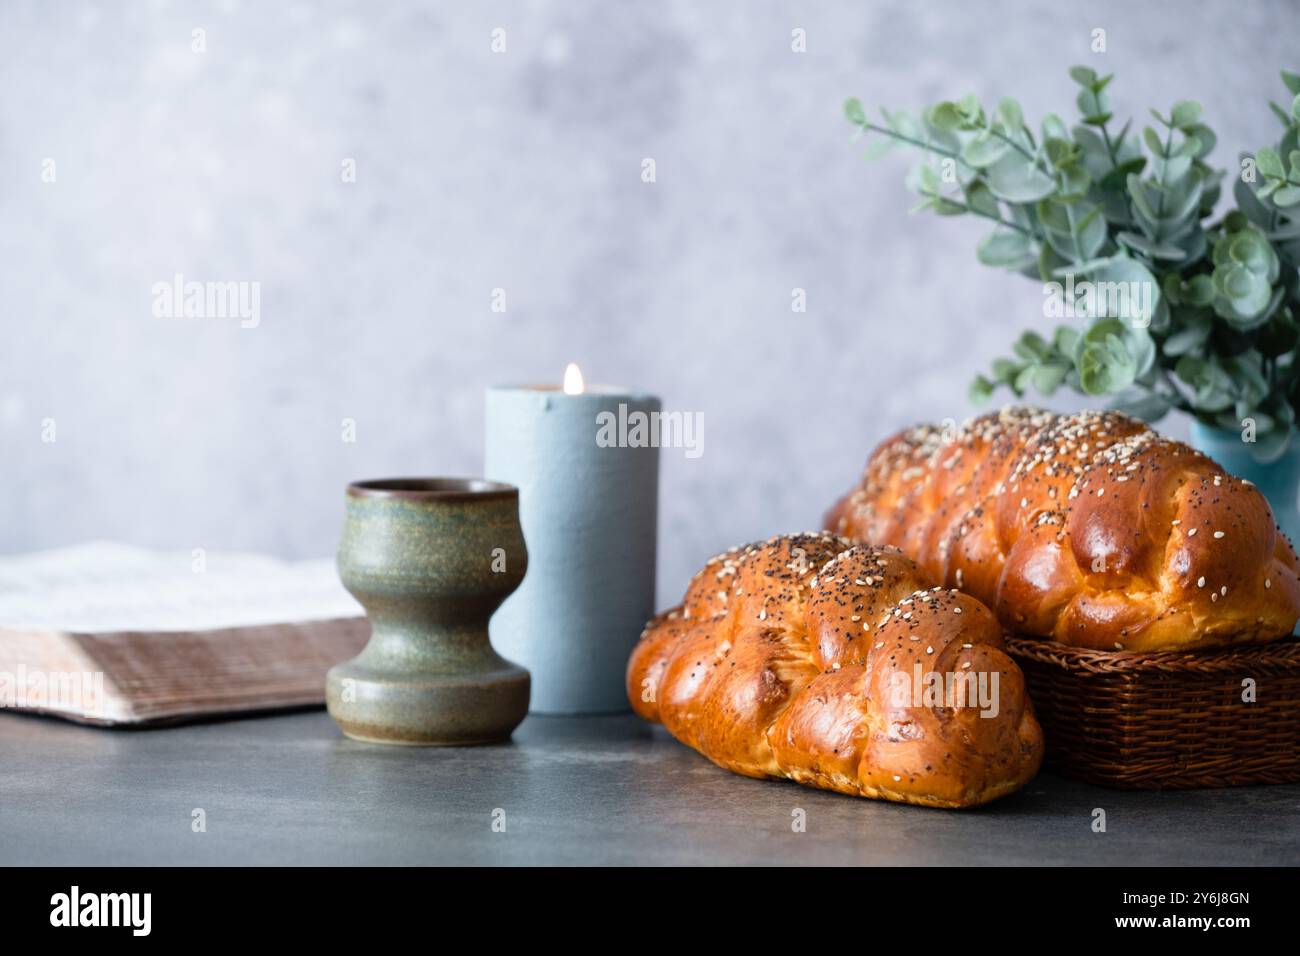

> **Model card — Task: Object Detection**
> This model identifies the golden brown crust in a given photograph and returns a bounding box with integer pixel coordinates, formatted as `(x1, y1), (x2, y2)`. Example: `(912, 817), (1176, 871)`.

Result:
(626, 533), (1044, 808)
(826, 407), (1300, 652)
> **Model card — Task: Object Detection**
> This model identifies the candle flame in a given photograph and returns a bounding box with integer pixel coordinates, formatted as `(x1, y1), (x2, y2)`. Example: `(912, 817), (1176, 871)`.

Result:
(562, 363), (585, 395)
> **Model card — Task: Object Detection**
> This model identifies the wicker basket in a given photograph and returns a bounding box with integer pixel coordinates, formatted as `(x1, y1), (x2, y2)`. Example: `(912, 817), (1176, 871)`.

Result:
(1005, 635), (1300, 789)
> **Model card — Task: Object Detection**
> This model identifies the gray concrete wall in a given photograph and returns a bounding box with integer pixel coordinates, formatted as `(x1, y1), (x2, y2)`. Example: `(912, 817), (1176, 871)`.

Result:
(3, 0), (1295, 602)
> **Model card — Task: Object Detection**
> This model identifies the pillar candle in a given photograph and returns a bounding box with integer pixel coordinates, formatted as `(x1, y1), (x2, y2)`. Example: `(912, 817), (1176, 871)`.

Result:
(485, 366), (660, 714)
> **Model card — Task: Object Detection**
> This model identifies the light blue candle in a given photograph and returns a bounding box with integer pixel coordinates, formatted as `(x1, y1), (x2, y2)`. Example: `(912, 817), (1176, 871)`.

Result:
(485, 367), (660, 714)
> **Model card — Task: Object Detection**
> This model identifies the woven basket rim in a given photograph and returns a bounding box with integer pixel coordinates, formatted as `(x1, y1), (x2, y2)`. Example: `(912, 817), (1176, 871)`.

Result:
(1005, 633), (1300, 675)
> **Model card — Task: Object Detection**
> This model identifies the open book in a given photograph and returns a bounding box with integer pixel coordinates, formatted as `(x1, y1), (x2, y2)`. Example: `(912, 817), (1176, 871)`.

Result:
(0, 543), (367, 725)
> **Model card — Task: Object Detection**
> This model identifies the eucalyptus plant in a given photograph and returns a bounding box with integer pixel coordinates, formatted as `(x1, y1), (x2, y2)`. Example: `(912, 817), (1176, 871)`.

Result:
(845, 67), (1300, 459)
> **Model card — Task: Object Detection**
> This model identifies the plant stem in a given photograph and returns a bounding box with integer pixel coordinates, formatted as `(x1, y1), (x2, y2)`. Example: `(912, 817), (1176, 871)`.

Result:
(1100, 124), (1117, 163)
(1149, 124), (1176, 241)
(921, 191), (1035, 235)
(986, 126), (1053, 177)
(855, 121), (961, 159)
(857, 121), (1043, 238)
(1097, 117), (1140, 228)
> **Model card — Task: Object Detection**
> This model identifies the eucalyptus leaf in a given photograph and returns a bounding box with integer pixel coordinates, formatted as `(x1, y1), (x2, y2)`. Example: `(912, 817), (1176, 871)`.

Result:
(1185, 274), (1216, 306)
(1033, 362), (1070, 393)
(1117, 231), (1186, 260)
(854, 66), (1300, 434)
(1143, 126), (1167, 157)
(1162, 315), (1212, 355)
(1013, 330), (1051, 361)
(1078, 86), (1111, 125)
(1050, 256), (1115, 278)
(1163, 173), (1205, 224)
(927, 101), (966, 132)
(1056, 160), (1092, 199)
(977, 230), (1035, 267)
(1184, 123), (1217, 158)
(884, 108), (924, 141)
(931, 196), (968, 216)
(986, 151), (1057, 202)
(863, 138), (895, 161)
(1085, 255), (1162, 327)
(1257, 147), (1286, 179)
(1041, 113), (1069, 142)
(1040, 200), (1107, 262)
(1173, 135), (1203, 159)
(1072, 125), (1111, 176)
(1098, 157), (1147, 192)
(992, 357), (1021, 384)
(1073, 317), (1155, 394)
(1127, 173), (1160, 223)
(997, 97), (1024, 133)
(1222, 351), (1269, 400)
(969, 375), (995, 404)
(1110, 388), (1173, 421)
(1068, 66), (1098, 87)
(957, 94), (983, 121)
(965, 181), (1001, 219)
(1150, 153), (1194, 186)
(1234, 171), (1275, 229)
(1076, 334), (1136, 394)
(961, 132), (1011, 168)
(1175, 354), (1213, 388)
(1171, 101), (1203, 130)
(1274, 185), (1300, 206)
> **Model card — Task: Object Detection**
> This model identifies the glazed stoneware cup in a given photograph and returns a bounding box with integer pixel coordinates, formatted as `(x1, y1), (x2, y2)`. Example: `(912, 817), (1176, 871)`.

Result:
(325, 478), (530, 745)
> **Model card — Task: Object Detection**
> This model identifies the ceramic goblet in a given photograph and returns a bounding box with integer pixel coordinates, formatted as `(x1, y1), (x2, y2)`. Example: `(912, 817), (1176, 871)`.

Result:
(326, 478), (530, 745)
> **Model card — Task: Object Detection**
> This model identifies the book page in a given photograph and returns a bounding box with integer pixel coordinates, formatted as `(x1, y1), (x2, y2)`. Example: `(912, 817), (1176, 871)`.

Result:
(0, 542), (362, 633)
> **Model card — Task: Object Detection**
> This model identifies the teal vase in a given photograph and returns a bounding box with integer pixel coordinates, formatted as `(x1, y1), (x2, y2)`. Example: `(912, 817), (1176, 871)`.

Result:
(1189, 422), (1300, 552)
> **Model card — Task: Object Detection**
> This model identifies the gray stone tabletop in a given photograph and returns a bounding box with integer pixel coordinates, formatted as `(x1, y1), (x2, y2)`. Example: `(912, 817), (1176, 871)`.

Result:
(0, 709), (1296, 866)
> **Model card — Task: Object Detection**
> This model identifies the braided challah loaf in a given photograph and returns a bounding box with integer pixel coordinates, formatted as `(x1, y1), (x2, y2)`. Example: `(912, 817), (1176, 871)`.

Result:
(827, 407), (1300, 652)
(627, 533), (1044, 808)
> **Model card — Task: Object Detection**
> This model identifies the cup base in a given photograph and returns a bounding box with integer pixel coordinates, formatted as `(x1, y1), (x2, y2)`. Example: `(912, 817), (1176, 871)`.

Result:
(326, 660), (530, 746)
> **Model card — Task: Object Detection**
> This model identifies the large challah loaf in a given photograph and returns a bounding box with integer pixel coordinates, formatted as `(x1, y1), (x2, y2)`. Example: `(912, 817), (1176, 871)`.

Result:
(826, 407), (1300, 652)
(627, 533), (1044, 808)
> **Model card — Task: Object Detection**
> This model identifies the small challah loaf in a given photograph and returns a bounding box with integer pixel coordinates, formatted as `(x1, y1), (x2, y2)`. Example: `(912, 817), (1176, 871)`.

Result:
(627, 533), (1044, 808)
(827, 407), (1300, 652)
